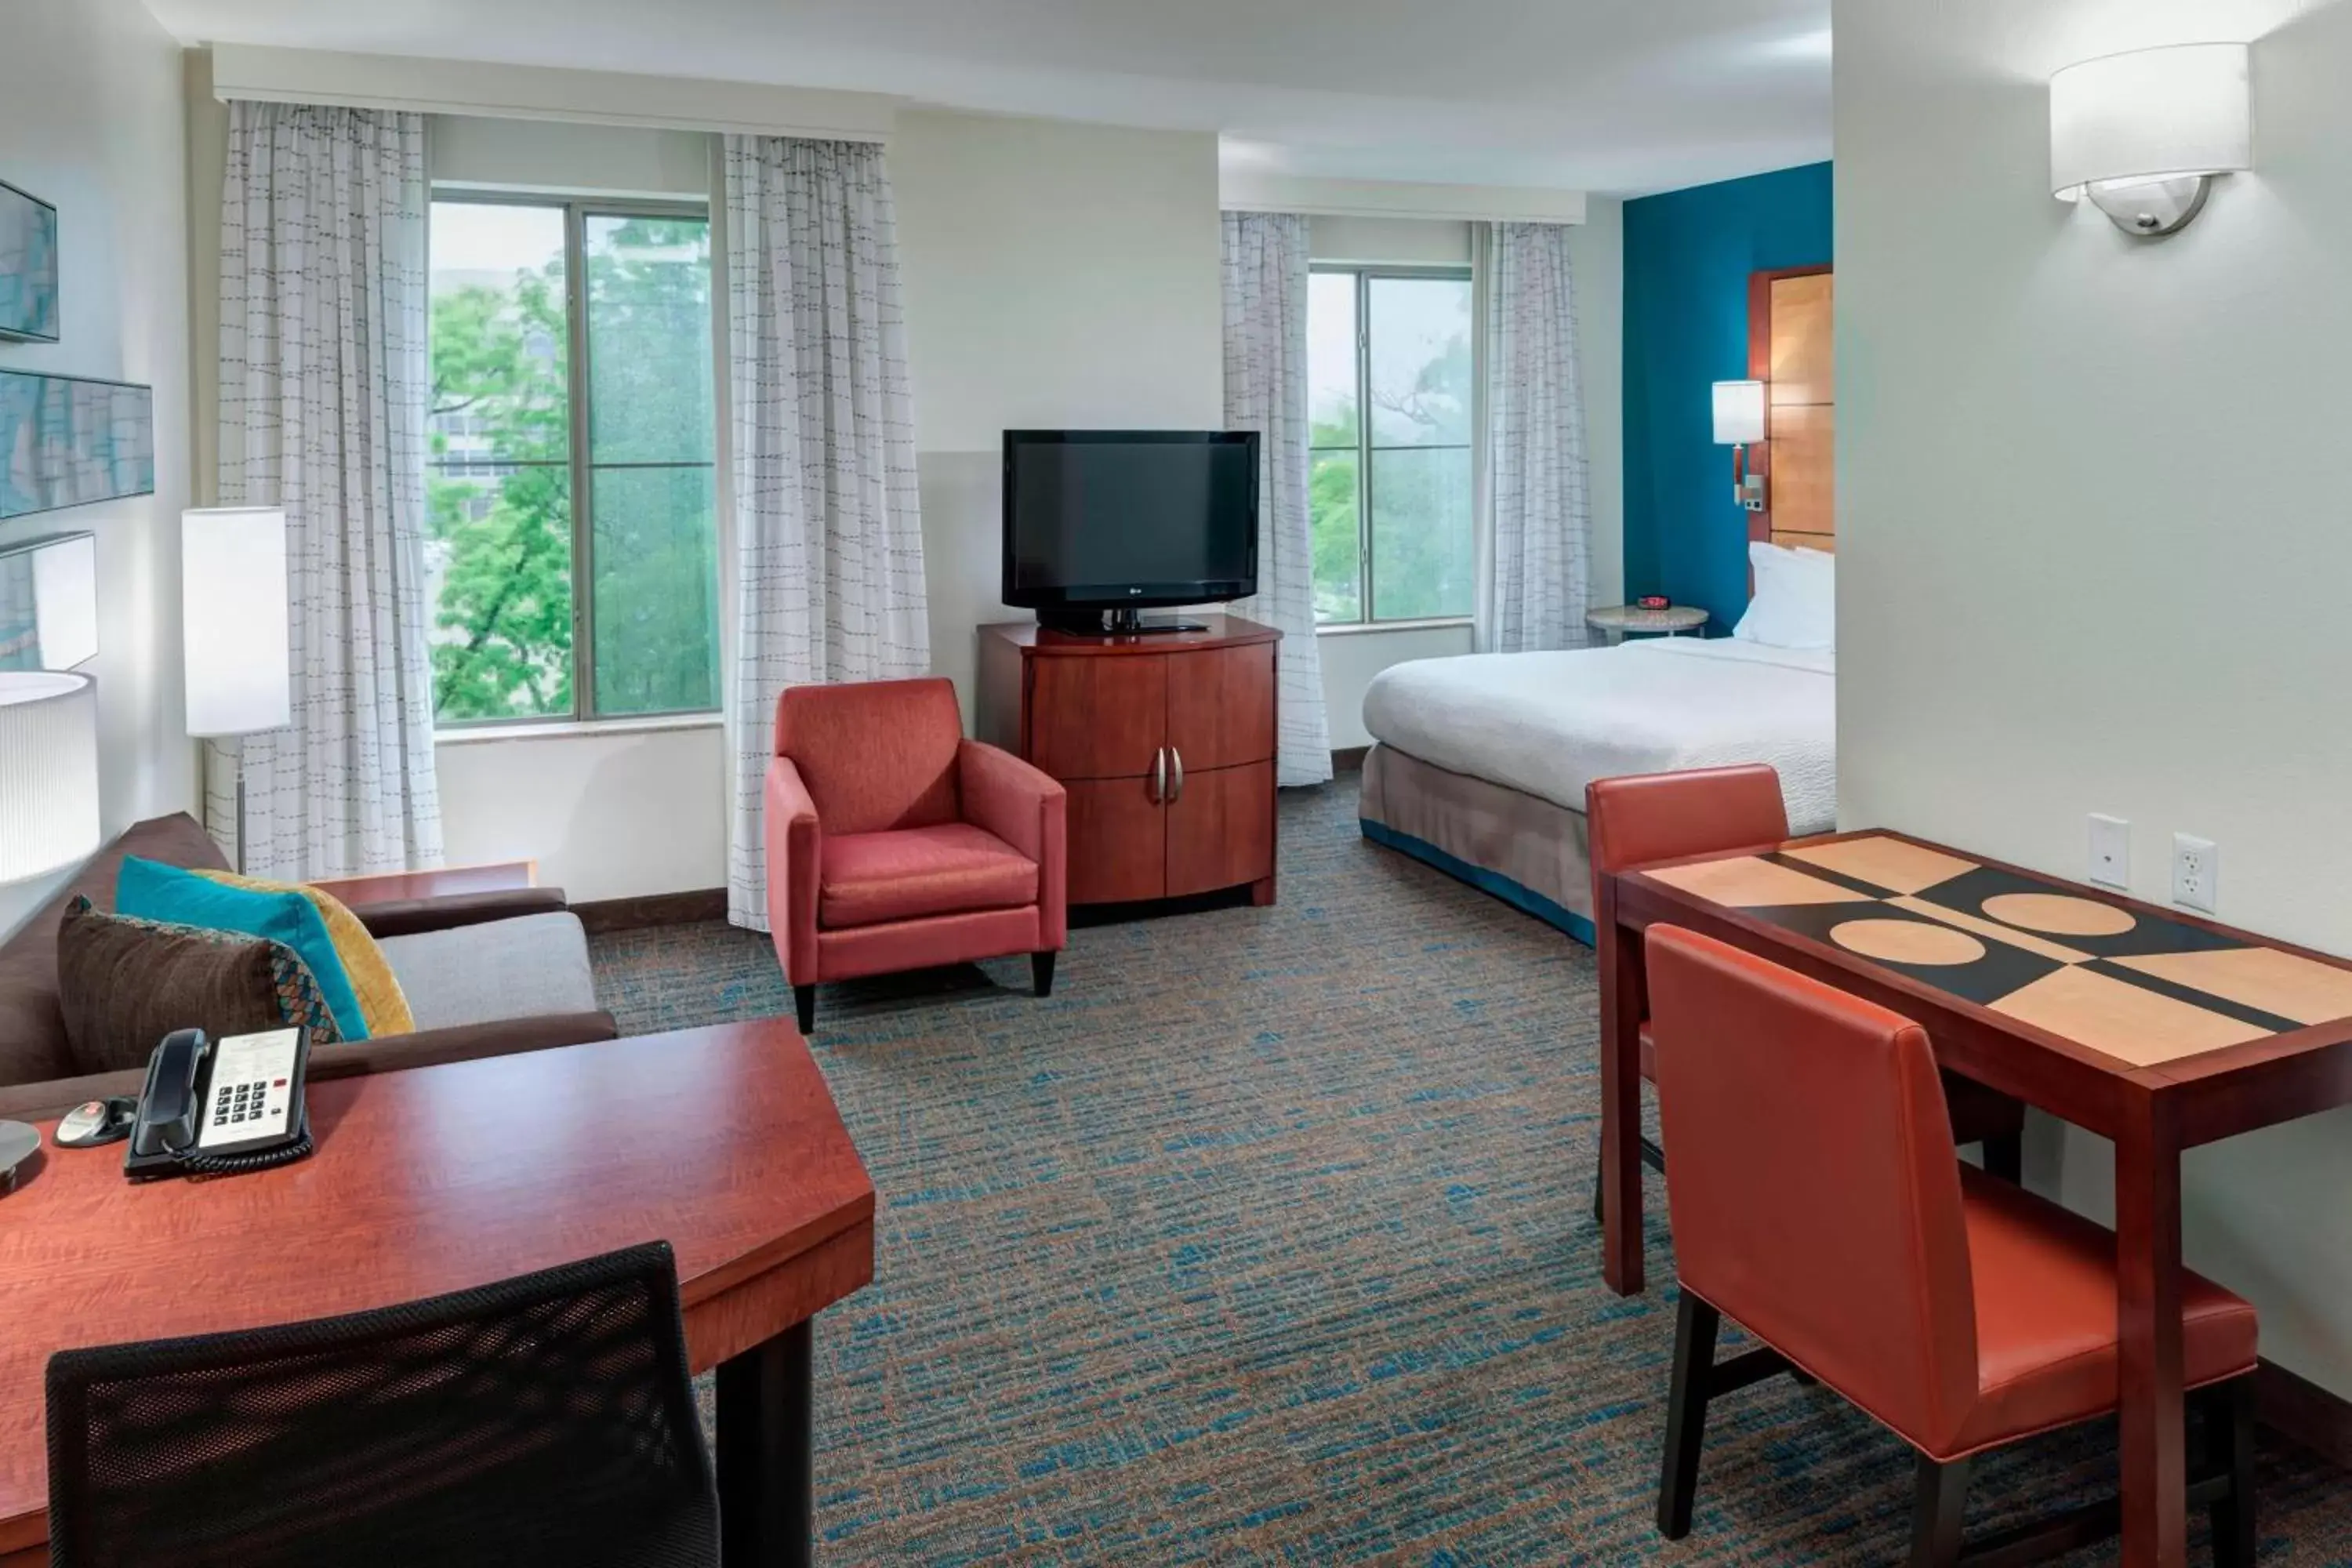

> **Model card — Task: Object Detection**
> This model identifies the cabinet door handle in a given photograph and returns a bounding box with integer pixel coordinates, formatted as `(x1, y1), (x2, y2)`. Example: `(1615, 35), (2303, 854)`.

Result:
(1152, 746), (1167, 803)
(1169, 746), (1184, 803)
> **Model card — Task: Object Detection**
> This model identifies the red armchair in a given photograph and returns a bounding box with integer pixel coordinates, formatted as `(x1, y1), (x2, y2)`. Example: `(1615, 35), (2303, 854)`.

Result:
(764, 677), (1067, 1034)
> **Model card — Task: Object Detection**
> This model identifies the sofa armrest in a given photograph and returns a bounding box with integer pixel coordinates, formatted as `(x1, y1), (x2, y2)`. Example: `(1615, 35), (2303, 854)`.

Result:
(0, 1012), (618, 1123)
(959, 739), (1068, 951)
(764, 757), (822, 982)
(310, 1011), (619, 1077)
(0, 1066), (148, 1123)
(348, 886), (571, 938)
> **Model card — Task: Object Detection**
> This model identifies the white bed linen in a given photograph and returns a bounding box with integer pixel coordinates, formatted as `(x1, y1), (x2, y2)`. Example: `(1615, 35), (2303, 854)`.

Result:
(1359, 637), (1836, 833)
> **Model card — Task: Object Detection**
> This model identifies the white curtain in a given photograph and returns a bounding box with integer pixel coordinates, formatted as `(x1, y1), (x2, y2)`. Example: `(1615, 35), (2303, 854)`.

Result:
(1221, 212), (1330, 787)
(722, 136), (930, 931)
(1479, 222), (1593, 654)
(209, 101), (443, 877)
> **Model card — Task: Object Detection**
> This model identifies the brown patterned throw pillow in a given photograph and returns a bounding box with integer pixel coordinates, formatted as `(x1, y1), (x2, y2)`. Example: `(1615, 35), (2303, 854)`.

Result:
(54, 898), (343, 1076)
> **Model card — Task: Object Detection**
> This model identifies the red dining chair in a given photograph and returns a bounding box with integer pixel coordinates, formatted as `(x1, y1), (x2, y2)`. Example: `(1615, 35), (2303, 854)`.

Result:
(1584, 764), (2024, 1221)
(1644, 925), (2258, 1566)
(764, 677), (1066, 1034)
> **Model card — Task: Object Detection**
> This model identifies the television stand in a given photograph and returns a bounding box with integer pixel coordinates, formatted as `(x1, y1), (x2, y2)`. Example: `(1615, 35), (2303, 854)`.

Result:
(1040, 608), (1207, 637)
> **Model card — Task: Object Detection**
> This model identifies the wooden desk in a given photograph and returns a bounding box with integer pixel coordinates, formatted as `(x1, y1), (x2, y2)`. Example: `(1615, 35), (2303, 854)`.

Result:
(310, 858), (538, 906)
(0, 1020), (873, 1567)
(1600, 830), (2352, 1568)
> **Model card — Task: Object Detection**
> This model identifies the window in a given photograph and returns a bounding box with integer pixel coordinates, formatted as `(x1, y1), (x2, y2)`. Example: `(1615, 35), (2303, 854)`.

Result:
(1308, 267), (1475, 625)
(426, 197), (719, 724)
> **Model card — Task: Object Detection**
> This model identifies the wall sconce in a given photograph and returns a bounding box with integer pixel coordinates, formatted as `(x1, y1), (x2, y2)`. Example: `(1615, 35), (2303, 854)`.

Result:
(2051, 43), (2252, 238)
(1712, 379), (1767, 512)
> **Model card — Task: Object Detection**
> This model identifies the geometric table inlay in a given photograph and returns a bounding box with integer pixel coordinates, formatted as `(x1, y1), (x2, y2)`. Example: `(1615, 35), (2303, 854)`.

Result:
(1980, 891), (2140, 938)
(1640, 834), (2336, 1069)
(1830, 917), (1987, 967)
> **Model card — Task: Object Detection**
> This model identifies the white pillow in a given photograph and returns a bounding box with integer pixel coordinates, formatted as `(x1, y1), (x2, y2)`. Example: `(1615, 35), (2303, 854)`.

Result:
(1733, 542), (1835, 650)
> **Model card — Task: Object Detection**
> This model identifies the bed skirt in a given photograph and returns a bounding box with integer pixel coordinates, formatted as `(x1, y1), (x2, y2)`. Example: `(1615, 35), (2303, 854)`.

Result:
(1358, 743), (1597, 946)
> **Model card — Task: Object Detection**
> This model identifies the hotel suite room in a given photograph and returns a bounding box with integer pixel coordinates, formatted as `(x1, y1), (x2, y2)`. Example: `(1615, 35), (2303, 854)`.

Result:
(2, 0), (2351, 1563)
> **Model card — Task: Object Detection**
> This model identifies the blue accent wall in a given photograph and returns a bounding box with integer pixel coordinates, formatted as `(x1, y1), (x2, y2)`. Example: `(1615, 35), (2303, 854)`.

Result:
(1622, 162), (1833, 631)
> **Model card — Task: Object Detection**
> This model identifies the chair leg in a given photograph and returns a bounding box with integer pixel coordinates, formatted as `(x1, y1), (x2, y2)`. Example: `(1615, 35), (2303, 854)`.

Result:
(1907, 1452), (1970, 1567)
(1657, 1290), (1720, 1540)
(1032, 950), (1057, 999)
(1592, 1134), (1667, 1224)
(1980, 1131), (2024, 1185)
(2207, 1375), (2257, 1568)
(793, 984), (816, 1036)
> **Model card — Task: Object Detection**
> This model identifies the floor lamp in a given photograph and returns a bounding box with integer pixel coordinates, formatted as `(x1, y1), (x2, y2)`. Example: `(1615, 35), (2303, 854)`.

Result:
(183, 507), (292, 872)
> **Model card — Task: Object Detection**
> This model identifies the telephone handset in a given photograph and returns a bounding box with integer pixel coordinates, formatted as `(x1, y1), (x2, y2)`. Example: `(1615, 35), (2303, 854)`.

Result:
(125, 1027), (312, 1181)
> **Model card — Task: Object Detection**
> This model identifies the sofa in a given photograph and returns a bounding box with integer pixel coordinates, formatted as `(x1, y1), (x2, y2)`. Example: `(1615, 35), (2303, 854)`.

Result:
(0, 813), (618, 1120)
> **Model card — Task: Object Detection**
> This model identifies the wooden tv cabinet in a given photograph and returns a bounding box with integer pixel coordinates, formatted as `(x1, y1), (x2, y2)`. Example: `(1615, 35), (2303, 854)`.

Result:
(977, 615), (1280, 907)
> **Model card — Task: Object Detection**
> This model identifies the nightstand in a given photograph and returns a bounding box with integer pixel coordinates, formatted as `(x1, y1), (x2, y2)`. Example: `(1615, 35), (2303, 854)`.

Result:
(1586, 604), (1709, 644)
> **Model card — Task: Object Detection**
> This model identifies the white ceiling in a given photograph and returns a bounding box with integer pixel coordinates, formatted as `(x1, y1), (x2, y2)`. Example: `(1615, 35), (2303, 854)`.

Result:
(148, 0), (1833, 196)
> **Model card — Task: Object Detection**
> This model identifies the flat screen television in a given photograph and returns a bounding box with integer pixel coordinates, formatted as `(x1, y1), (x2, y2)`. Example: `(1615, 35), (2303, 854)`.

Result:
(1002, 430), (1259, 634)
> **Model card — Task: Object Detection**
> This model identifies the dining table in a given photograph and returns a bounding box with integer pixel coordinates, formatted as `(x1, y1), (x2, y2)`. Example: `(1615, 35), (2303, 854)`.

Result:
(1597, 827), (2352, 1568)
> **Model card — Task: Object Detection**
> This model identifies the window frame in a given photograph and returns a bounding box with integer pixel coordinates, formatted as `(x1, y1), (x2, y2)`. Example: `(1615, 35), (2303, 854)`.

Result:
(426, 189), (720, 732)
(1308, 261), (1477, 632)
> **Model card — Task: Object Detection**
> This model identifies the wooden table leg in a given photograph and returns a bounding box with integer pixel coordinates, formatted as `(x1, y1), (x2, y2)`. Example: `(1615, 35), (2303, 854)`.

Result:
(1599, 892), (1646, 1296)
(717, 1316), (815, 1567)
(2115, 1096), (2187, 1568)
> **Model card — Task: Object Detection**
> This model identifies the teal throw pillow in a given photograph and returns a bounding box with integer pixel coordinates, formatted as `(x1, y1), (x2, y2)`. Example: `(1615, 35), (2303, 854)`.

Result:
(114, 856), (371, 1041)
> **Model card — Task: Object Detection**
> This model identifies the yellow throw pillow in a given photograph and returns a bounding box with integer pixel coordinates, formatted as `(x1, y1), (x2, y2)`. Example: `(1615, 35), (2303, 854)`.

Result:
(193, 869), (416, 1036)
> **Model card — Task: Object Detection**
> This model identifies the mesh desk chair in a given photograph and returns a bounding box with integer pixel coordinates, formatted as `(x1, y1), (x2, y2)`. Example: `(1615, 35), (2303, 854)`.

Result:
(45, 1242), (718, 1568)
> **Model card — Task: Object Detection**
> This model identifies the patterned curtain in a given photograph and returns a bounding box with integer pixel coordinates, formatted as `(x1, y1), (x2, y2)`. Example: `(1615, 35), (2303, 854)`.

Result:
(209, 101), (443, 877)
(1221, 212), (1330, 787)
(1480, 222), (1593, 654)
(722, 136), (929, 931)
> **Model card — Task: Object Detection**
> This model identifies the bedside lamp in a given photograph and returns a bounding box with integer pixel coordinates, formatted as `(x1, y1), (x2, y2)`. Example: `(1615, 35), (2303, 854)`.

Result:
(1712, 379), (1768, 513)
(0, 670), (100, 885)
(183, 507), (292, 869)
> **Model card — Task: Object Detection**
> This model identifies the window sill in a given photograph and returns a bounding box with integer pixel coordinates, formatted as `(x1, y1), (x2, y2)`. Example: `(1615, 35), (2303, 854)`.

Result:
(435, 713), (724, 747)
(1316, 617), (1475, 637)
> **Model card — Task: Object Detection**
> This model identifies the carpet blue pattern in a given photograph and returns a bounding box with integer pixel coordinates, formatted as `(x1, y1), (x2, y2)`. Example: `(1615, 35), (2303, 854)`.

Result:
(591, 779), (2352, 1564)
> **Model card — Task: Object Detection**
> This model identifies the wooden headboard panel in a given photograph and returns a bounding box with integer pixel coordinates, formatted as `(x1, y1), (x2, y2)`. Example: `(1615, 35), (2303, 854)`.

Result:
(1748, 266), (1834, 554)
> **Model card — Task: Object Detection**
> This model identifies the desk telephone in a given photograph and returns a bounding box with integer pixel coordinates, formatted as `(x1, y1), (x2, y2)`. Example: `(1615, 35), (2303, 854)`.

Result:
(123, 1027), (313, 1181)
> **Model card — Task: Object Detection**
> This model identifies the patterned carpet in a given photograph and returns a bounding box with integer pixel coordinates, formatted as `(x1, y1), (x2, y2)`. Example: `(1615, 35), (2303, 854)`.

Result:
(590, 779), (2352, 1565)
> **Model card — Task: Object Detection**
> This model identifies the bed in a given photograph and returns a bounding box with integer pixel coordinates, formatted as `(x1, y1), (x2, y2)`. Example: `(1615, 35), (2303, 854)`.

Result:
(1358, 635), (1835, 944)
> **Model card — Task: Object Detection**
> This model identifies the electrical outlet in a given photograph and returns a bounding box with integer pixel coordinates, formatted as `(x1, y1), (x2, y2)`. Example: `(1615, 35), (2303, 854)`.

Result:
(2172, 833), (2218, 913)
(2088, 814), (2129, 888)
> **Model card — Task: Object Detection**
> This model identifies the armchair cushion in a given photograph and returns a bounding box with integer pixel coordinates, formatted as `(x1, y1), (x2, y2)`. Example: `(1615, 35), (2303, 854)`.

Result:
(820, 825), (1040, 930)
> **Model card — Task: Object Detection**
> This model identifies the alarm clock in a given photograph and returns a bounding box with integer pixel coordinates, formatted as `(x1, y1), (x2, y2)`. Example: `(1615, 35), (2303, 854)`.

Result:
(1636, 595), (1672, 612)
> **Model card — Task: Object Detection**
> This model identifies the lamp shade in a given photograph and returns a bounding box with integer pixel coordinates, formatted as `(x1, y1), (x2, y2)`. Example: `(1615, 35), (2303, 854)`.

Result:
(182, 507), (291, 738)
(2051, 43), (2252, 201)
(0, 670), (100, 884)
(1712, 380), (1767, 445)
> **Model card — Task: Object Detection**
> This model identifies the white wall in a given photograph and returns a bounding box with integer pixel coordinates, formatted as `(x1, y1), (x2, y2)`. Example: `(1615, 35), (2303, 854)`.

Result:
(0, 0), (194, 936)
(435, 723), (728, 901)
(1306, 201), (1624, 752)
(1835, 0), (2352, 1394)
(892, 110), (1226, 713)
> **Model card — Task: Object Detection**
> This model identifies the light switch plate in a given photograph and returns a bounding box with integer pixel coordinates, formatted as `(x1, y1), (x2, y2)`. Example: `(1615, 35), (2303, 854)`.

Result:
(2172, 833), (2219, 913)
(2088, 814), (2129, 889)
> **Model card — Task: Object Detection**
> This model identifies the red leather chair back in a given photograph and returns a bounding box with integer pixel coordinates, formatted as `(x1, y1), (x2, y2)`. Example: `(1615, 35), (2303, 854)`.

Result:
(1645, 925), (1980, 1455)
(775, 677), (963, 837)
(1586, 764), (1788, 895)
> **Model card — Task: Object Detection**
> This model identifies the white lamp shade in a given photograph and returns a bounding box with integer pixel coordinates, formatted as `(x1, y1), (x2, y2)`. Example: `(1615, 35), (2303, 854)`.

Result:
(182, 507), (292, 738)
(2052, 43), (2252, 201)
(0, 670), (100, 884)
(1712, 380), (1767, 445)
